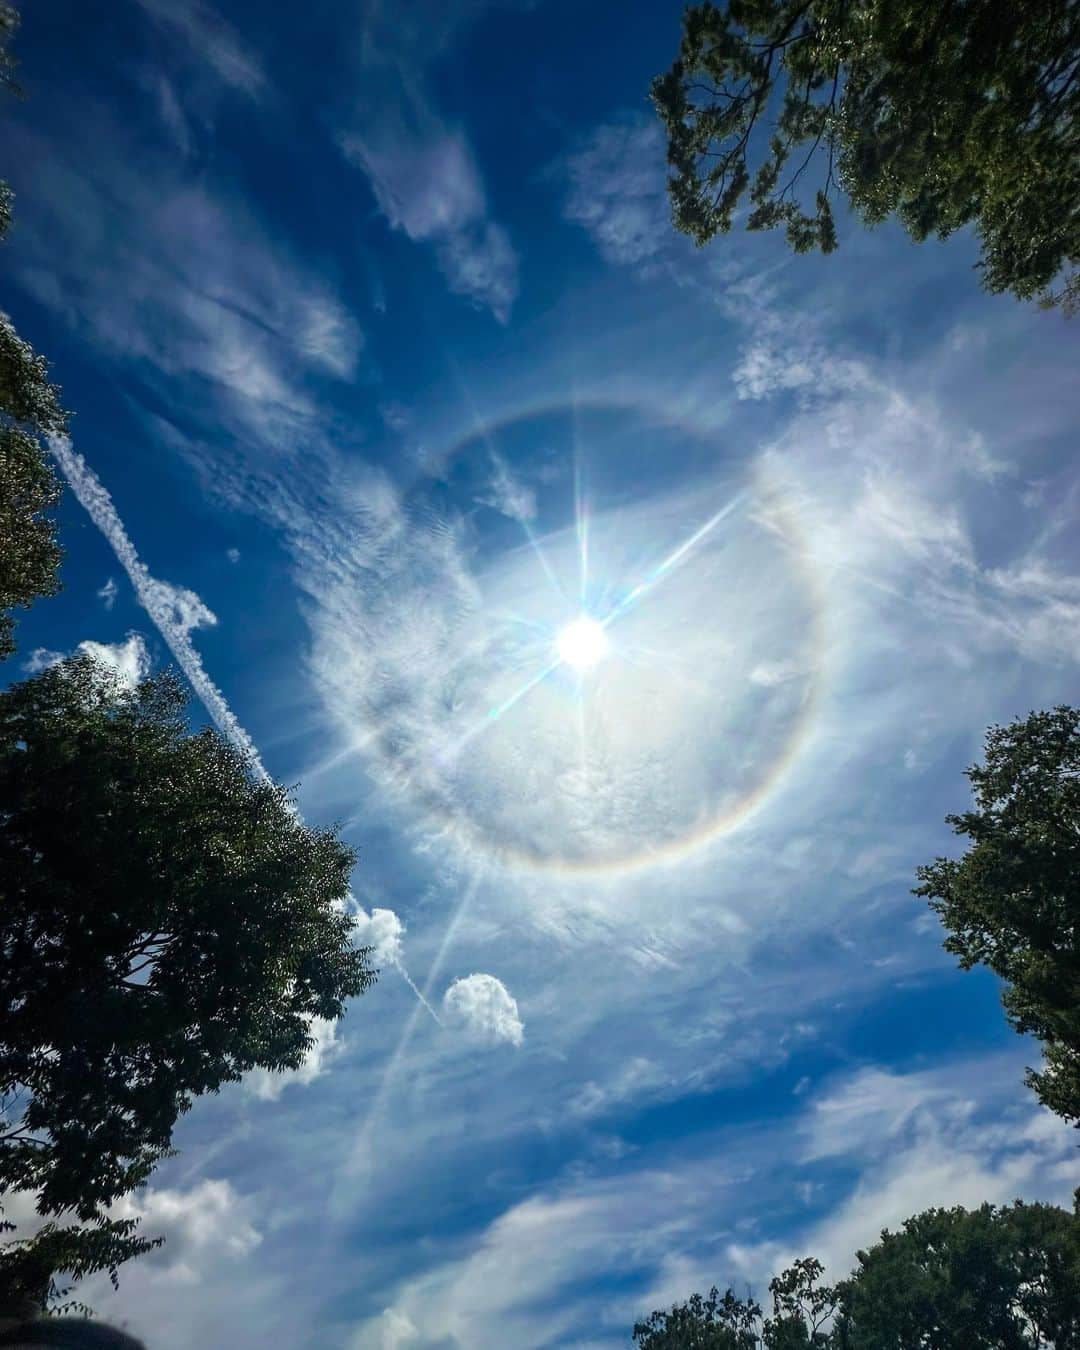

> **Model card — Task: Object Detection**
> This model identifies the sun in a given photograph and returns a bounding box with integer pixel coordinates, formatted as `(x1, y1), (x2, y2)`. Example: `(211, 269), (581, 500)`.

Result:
(556, 616), (609, 671)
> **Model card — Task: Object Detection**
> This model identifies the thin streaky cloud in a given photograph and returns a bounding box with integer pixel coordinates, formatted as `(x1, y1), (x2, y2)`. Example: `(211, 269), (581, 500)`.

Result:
(49, 437), (441, 1036)
(133, 0), (266, 97)
(49, 435), (271, 782)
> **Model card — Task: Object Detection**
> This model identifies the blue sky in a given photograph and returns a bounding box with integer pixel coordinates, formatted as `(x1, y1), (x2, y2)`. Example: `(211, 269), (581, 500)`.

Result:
(4, 0), (1080, 1345)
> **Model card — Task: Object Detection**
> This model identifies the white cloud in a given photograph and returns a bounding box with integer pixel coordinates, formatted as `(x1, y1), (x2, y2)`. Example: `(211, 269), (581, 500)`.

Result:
(49, 437), (269, 781)
(21, 635), (150, 687)
(226, 547), (241, 564)
(98, 576), (119, 610)
(443, 973), (524, 1047)
(749, 659), (807, 687)
(350, 1057), (1075, 1350)
(10, 125), (362, 454)
(133, 0), (266, 97)
(21, 646), (63, 674)
(476, 453), (537, 522)
(352, 906), (407, 968)
(561, 118), (672, 266)
(378, 1308), (420, 1350)
(343, 126), (519, 323)
(77, 633), (152, 689)
(349, 129), (485, 242)
(778, 1064), (1076, 1281)
(244, 1016), (343, 1101)
(112, 1178), (262, 1280)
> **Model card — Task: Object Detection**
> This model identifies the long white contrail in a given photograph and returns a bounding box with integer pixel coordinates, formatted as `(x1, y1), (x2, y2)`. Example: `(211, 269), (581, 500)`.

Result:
(48, 436), (437, 1020)
(49, 435), (271, 781)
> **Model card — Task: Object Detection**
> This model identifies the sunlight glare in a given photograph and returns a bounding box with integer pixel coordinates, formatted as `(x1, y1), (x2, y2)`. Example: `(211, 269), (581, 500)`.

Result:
(557, 616), (609, 671)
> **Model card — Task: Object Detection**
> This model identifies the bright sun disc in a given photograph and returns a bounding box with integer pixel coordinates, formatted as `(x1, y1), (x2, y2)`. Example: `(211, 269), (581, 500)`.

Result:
(556, 616), (609, 671)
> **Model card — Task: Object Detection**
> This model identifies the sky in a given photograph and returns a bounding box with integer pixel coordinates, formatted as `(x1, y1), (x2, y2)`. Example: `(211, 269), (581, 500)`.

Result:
(3, 0), (1080, 1345)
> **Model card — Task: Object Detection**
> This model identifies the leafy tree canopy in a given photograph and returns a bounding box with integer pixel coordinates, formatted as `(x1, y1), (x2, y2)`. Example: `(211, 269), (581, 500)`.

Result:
(652, 0), (1080, 310)
(0, 657), (375, 1302)
(916, 706), (1080, 1126)
(0, 0), (65, 660)
(633, 1257), (838, 1348)
(634, 1201), (1080, 1348)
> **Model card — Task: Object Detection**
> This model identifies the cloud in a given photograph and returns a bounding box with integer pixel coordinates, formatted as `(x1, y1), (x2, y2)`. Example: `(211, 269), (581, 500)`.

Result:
(244, 1016), (344, 1101)
(378, 1308), (420, 1350)
(9, 121), (362, 455)
(21, 647), (63, 674)
(561, 117), (673, 267)
(442, 973), (524, 1046)
(349, 1057), (1075, 1350)
(21, 635), (150, 687)
(343, 125), (519, 322)
(49, 436), (269, 781)
(741, 1062), (1079, 1283)
(98, 576), (119, 610)
(226, 547), (241, 564)
(77, 634), (152, 688)
(476, 454), (537, 522)
(301, 474), (820, 873)
(352, 906), (407, 968)
(133, 0), (266, 97)
(112, 1178), (262, 1279)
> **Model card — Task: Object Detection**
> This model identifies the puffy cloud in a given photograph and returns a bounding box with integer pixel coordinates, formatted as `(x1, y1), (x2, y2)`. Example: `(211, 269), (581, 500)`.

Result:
(21, 647), (63, 674)
(443, 973), (524, 1047)
(244, 1016), (344, 1101)
(106, 1178), (261, 1284)
(21, 635), (150, 686)
(352, 906), (407, 968)
(377, 1308), (420, 1350)
(77, 634), (152, 689)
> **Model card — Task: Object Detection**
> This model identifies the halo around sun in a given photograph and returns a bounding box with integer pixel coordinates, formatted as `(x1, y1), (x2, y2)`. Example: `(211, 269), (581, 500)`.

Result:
(556, 616), (609, 671)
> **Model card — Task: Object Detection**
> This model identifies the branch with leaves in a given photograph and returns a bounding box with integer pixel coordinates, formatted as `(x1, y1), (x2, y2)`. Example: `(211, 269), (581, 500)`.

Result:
(652, 0), (1080, 309)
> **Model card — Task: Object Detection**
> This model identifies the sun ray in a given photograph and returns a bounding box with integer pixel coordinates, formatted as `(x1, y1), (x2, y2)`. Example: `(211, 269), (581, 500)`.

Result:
(602, 491), (745, 630)
(575, 447), (590, 609)
(342, 867), (486, 1194)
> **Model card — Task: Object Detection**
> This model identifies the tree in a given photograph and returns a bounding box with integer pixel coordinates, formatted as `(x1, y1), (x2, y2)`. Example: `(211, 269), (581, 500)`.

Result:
(0, 656), (376, 1302)
(0, 0), (65, 660)
(651, 0), (1080, 310)
(633, 1258), (838, 1348)
(915, 706), (1080, 1126)
(840, 1201), (1080, 1349)
(632, 1202), (1080, 1348)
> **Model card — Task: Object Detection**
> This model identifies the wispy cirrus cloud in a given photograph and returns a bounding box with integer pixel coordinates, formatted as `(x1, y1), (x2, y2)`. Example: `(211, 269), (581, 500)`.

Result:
(132, 0), (266, 98)
(560, 116), (673, 268)
(342, 121), (519, 323)
(97, 576), (119, 610)
(348, 1054), (1076, 1349)
(336, 0), (521, 322)
(9, 112), (362, 456)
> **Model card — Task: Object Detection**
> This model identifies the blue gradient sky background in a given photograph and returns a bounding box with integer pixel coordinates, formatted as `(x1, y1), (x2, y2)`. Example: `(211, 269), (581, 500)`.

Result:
(4, 1), (1080, 1345)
